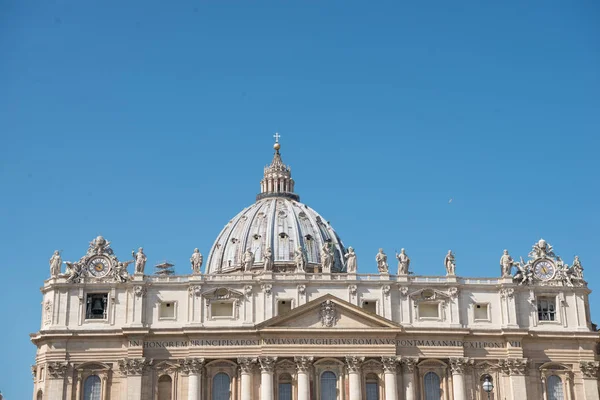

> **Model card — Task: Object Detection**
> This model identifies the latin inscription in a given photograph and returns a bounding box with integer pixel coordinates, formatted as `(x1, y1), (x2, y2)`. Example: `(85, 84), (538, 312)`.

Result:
(129, 338), (521, 348)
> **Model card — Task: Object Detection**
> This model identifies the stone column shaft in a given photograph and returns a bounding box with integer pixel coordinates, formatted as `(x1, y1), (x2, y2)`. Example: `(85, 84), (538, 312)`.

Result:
(188, 373), (200, 400)
(346, 356), (364, 400)
(259, 357), (277, 400)
(238, 357), (257, 400)
(401, 358), (417, 400)
(450, 358), (468, 400)
(295, 356), (313, 400)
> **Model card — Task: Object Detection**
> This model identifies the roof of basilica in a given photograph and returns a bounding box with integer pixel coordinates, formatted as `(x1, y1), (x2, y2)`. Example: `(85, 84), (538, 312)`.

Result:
(205, 138), (347, 274)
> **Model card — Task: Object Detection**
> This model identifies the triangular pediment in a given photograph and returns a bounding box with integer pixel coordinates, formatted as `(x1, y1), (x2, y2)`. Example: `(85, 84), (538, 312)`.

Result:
(257, 294), (399, 330)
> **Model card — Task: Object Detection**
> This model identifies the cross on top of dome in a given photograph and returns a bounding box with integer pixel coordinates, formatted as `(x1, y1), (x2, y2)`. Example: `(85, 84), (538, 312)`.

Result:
(257, 133), (298, 201)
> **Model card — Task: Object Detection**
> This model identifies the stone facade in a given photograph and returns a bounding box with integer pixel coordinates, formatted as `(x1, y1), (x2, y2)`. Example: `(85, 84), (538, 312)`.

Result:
(31, 139), (600, 400)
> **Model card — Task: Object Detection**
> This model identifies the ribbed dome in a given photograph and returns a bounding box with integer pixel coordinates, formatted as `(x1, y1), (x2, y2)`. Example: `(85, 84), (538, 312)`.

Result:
(205, 136), (347, 274)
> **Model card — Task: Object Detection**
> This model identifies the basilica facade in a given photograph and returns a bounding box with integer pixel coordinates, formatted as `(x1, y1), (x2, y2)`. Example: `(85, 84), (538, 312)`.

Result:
(32, 140), (600, 400)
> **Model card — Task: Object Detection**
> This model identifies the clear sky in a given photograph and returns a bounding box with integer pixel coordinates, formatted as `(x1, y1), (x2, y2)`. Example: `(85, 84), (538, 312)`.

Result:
(1, 0), (599, 397)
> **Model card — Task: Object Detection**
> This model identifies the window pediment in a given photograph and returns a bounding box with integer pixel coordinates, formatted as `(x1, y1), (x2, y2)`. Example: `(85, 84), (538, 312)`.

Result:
(202, 287), (244, 302)
(409, 288), (452, 304)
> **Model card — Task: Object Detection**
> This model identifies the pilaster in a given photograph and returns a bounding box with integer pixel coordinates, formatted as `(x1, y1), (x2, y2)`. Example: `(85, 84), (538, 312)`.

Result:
(580, 362), (600, 400)
(401, 357), (418, 400)
(118, 358), (151, 400)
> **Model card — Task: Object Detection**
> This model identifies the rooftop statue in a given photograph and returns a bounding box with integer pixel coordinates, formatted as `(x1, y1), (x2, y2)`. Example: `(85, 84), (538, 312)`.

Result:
(132, 248), (147, 274)
(571, 256), (584, 280)
(49, 250), (62, 278)
(243, 249), (255, 272)
(444, 250), (456, 276)
(344, 247), (357, 273)
(396, 248), (410, 275)
(294, 246), (307, 272)
(321, 243), (333, 273)
(64, 260), (83, 283)
(263, 247), (273, 271)
(190, 248), (203, 275)
(500, 249), (516, 277)
(376, 248), (388, 273)
(114, 261), (133, 283)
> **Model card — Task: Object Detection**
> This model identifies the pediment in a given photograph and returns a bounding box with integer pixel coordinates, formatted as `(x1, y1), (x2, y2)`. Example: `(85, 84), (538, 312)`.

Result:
(409, 288), (452, 302)
(257, 294), (399, 329)
(201, 287), (244, 301)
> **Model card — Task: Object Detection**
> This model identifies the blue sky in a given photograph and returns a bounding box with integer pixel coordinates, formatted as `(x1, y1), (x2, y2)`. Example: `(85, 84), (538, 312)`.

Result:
(1, 1), (599, 397)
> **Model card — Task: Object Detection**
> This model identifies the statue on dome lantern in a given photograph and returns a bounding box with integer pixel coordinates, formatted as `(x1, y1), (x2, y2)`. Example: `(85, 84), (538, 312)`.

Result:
(190, 248), (203, 275)
(49, 250), (62, 277)
(344, 247), (357, 273)
(396, 248), (410, 275)
(376, 249), (388, 273)
(444, 250), (456, 276)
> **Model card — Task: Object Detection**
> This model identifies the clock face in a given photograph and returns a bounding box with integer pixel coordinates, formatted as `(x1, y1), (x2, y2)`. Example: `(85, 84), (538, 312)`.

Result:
(534, 260), (555, 281)
(87, 256), (111, 278)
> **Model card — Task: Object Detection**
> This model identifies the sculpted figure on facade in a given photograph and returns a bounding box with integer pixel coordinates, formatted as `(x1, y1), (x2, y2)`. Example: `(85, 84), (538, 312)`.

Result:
(243, 248), (255, 272)
(263, 247), (273, 271)
(529, 238), (555, 259)
(320, 300), (337, 327)
(49, 250), (62, 277)
(64, 260), (83, 283)
(500, 249), (516, 277)
(376, 248), (388, 273)
(114, 260), (132, 283)
(190, 248), (203, 275)
(344, 246), (357, 272)
(320, 243), (333, 272)
(571, 256), (584, 280)
(132, 247), (147, 274)
(294, 246), (307, 272)
(513, 257), (533, 285)
(88, 235), (112, 256)
(444, 250), (456, 276)
(396, 248), (410, 275)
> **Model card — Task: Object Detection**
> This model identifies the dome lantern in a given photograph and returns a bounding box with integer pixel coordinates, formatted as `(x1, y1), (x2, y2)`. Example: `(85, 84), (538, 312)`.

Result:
(257, 133), (298, 201)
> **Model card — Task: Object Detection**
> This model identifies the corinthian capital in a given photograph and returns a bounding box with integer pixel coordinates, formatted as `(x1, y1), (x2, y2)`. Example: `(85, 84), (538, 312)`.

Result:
(47, 362), (69, 379)
(238, 357), (257, 374)
(498, 358), (528, 376)
(259, 356), (278, 373)
(181, 358), (205, 375)
(381, 356), (400, 373)
(118, 358), (151, 375)
(345, 356), (365, 373)
(401, 357), (418, 373)
(294, 356), (314, 372)
(580, 361), (599, 378)
(449, 358), (470, 374)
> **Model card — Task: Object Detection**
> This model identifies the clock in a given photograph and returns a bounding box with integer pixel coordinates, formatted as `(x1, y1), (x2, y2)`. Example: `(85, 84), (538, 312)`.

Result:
(533, 260), (555, 281)
(87, 256), (111, 278)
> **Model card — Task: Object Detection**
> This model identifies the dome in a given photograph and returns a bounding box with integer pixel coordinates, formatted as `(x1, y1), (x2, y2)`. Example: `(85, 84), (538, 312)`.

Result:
(205, 137), (347, 274)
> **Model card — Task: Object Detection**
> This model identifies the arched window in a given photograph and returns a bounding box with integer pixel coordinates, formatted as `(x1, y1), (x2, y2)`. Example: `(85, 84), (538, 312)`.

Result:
(158, 375), (173, 400)
(278, 373), (292, 400)
(212, 372), (231, 400)
(36, 390), (43, 400)
(320, 371), (337, 400)
(365, 373), (379, 400)
(423, 372), (441, 400)
(83, 375), (101, 400)
(547, 375), (565, 400)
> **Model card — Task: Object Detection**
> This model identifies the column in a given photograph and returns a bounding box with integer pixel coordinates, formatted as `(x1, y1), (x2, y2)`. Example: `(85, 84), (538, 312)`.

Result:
(580, 362), (600, 400)
(74, 372), (82, 400)
(47, 362), (69, 400)
(295, 356), (314, 400)
(449, 358), (468, 400)
(500, 358), (529, 400)
(259, 357), (277, 400)
(183, 358), (205, 400)
(238, 357), (257, 400)
(381, 357), (399, 400)
(118, 358), (149, 400)
(102, 375), (109, 400)
(346, 356), (364, 400)
(401, 358), (417, 400)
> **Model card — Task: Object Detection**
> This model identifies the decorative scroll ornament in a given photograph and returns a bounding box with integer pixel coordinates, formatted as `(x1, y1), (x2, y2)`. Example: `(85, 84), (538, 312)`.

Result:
(294, 356), (314, 372)
(512, 239), (585, 287)
(345, 356), (365, 373)
(580, 361), (599, 378)
(382, 285), (391, 297)
(261, 283), (272, 296)
(237, 357), (257, 374)
(498, 358), (528, 376)
(133, 285), (147, 298)
(47, 362), (69, 378)
(450, 357), (471, 374)
(188, 285), (202, 297)
(297, 284), (306, 295)
(118, 358), (151, 375)
(259, 356), (278, 373)
(399, 287), (409, 297)
(349, 284), (358, 297)
(381, 356), (400, 373)
(500, 288), (515, 299)
(244, 285), (253, 297)
(320, 300), (338, 327)
(448, 287), (459, 299)
(401, 357), (418, 373)
(180, 358), (205, 375)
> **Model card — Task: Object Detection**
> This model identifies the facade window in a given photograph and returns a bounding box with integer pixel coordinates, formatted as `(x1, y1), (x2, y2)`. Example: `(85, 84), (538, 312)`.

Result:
(419, 303), (439, 319)
(83, 375), (101, 400)
(158, 375), (173, 400)
(365, 373), (379, 400)
(278, 300), (292, 316)
(474, 303), (489, 321)
(320, 371), (337, 400)
(213, 372), (231, 400)
(538, 298), (556, 321)
(362, 300), (377, 314)
(278, 373), (292, 400)
(85, 293), (108, 320)
(547, 375), (564, 400)
(423, 372), (441, 400)
(211, 302), (234, 318)
(159, 302), (176, 319)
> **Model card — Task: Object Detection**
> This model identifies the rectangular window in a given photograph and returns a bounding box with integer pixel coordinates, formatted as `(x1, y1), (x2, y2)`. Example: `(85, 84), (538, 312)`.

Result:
(474, 303), (489, 321)
(159, 301), (176, 319)
(362, 300), (377, 314)
(277, 300), (292, 316)
(419, 303), (439, 319)
(537, 297), (556, 321)
(211, 302), (234, 317)
(85, 293), (108, 320)
(278, 383), (292, 400)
